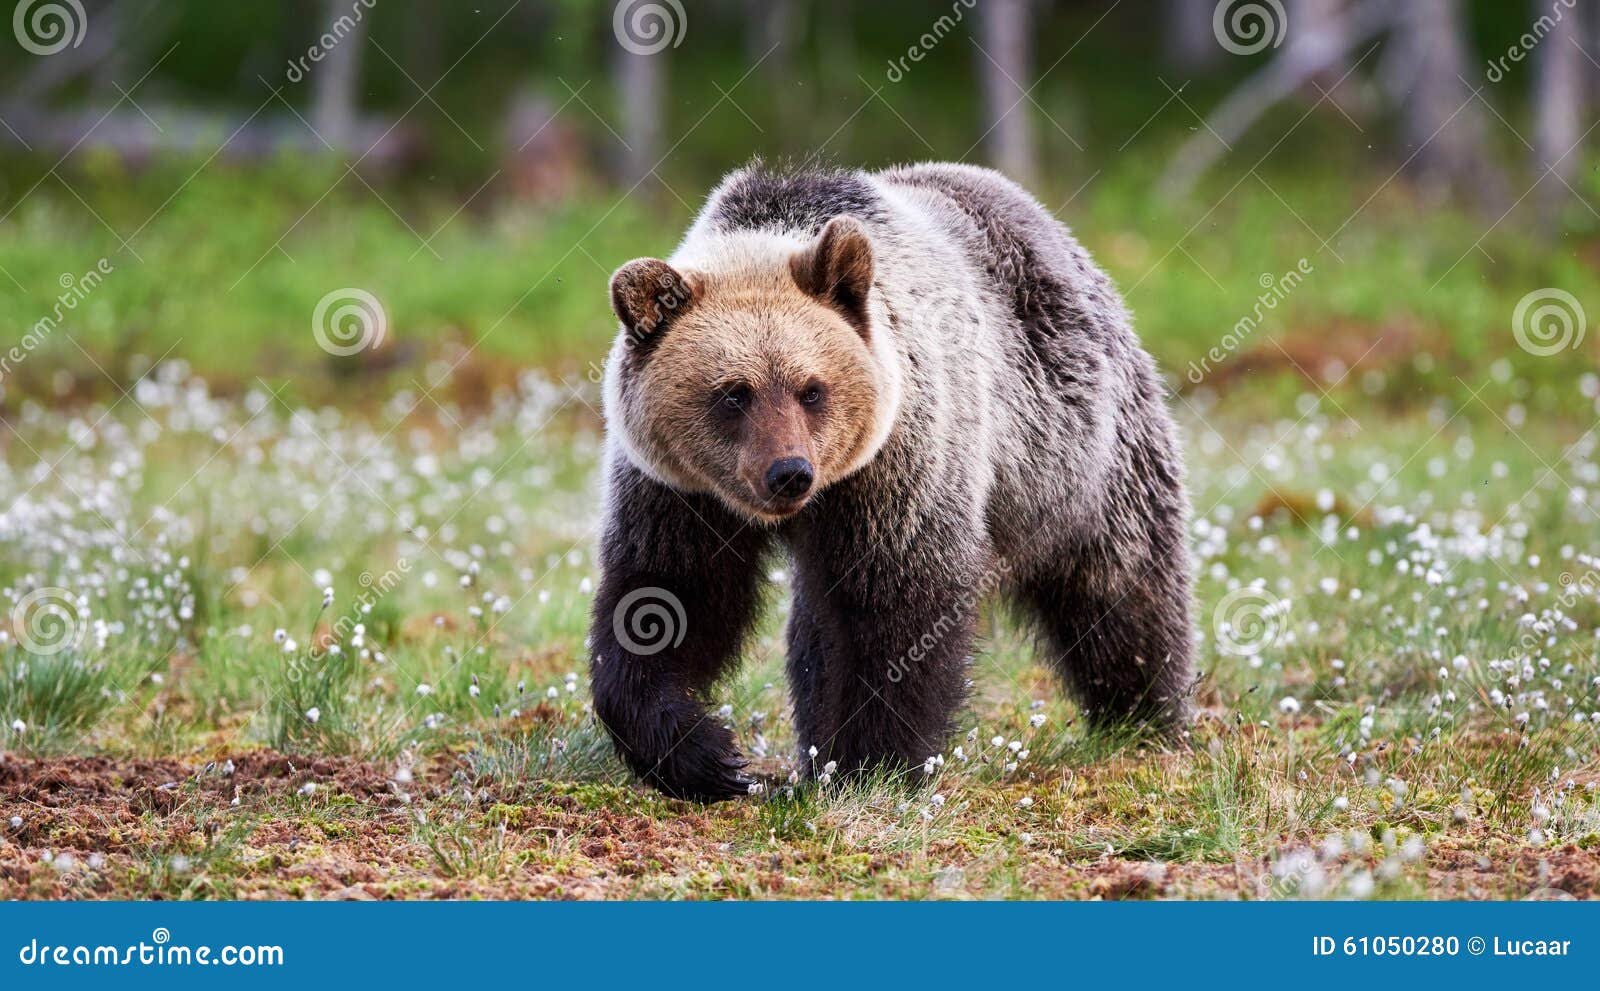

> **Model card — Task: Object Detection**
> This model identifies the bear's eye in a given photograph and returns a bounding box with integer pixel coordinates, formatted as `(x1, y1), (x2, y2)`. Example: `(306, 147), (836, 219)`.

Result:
(799, 384), (824, 407)
(717, 385), (751, 413)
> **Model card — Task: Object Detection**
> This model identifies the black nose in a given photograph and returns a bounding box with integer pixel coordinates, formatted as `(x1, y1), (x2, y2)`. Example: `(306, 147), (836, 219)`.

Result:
(764, 457), (814, 499)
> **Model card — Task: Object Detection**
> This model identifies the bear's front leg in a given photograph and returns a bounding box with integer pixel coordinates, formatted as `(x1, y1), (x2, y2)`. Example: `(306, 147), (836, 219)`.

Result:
(787, 511), (984, 777)
(589, 462), (772, 801)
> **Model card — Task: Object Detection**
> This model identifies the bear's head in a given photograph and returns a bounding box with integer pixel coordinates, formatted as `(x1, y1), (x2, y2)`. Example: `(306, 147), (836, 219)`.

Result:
(603, 216), (901, 523)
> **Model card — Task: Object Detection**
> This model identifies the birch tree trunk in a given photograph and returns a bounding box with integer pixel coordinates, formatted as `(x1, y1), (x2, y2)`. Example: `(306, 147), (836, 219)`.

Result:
(1393, 0), (1506, 207)
(310, 0), (371, 153)
(977, 0), (1036, 184)
(1166, 0), (1221, 72)
(614, 46), (663, 189)
(1533, 1), (1585, 221)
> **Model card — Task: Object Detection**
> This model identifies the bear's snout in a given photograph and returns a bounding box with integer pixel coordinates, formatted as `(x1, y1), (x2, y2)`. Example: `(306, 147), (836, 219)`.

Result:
(763, 457), (814, 499)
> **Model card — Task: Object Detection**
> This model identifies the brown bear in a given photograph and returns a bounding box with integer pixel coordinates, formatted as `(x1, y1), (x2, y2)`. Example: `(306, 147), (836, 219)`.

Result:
(590, 162), (1192, 800)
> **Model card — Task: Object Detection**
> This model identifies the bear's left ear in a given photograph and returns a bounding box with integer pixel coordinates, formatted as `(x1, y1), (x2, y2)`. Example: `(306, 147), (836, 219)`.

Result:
(790, 215), (875, 340)
(610, 258), (701, 348)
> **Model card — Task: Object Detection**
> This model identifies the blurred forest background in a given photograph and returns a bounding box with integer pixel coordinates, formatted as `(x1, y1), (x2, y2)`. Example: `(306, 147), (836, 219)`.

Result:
(1, 0), (1596, 414)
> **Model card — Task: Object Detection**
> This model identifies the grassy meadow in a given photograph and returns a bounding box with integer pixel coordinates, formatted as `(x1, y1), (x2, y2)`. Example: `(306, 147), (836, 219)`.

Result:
(2, 170), (1598, 896)
(2, 32), (1600, 896)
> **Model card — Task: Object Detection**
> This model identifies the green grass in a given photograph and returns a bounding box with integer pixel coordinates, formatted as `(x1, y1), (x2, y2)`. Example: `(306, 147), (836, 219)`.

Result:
(2, 121), (1599, 897)
(2, 146), (1596, 419)
(2, 347), (1597, 898)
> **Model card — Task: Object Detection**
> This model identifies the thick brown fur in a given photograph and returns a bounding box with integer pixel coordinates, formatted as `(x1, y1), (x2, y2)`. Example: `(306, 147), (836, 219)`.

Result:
(590, 162), (1193, 801)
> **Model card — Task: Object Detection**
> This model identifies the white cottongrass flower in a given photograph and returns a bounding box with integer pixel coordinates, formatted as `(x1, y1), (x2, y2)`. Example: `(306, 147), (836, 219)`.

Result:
(297, 782), (317, 796)
(1278, 696), (1301, 715)
(304, 707), (320, 724)
(9, 719), (24, 735)
(1344, 871), (1374, 898)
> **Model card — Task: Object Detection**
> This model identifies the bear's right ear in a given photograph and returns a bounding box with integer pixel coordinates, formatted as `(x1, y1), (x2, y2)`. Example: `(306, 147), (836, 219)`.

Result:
(609, 258), (700, 348)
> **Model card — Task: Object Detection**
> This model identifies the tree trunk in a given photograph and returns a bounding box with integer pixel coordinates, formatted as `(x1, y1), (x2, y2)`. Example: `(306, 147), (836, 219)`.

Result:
(1297, 0), (1372, 119)
(977, 0), (1036, 184)
(1534, 1), (1585, 221)
(1161, 0), (1393, 196)
(310, 0), (371, 153)
(613, 46), (662, 189)
(1165, 0), (1221, 73)
(747, 0), (797, 75)
(1393, 0), (1507, 208)
(747, 0), (800, 143)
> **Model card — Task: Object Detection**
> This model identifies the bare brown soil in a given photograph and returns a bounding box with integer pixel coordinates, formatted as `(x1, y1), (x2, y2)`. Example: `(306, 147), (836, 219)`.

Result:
(3, 752), (1593, 900)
